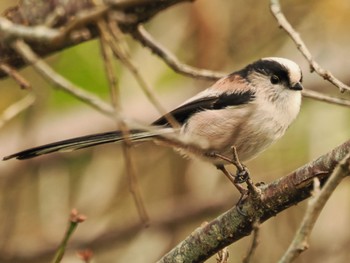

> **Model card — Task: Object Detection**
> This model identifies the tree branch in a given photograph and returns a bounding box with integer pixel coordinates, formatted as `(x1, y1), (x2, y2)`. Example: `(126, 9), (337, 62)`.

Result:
(158, 139), (350, 262)
(279, 153), (350, 263)
(302, 89), (350, 108)
(130, 25), (224, 81)
(0, 0), (193, 79)
(270, 0), (350, 93)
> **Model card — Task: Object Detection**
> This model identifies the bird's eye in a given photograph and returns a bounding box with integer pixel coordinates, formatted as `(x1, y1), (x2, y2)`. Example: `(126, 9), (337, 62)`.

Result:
(270, 75), (280, 84)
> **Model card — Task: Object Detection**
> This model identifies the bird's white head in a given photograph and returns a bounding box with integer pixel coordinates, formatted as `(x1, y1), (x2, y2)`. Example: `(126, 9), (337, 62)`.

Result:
(236, 57), (303, 102)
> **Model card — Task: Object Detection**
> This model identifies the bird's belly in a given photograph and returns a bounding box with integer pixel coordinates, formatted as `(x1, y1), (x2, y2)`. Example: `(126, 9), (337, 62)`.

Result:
(181, 111), (288, 165)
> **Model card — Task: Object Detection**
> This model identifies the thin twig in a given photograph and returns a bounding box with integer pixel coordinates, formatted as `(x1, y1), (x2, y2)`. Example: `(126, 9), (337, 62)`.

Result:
(279, 153), (350, 263)
(0, 94), (35, 129)
(52, 209), (87, 263)
(242, 221), (260, 263)
(97, 14), (149, 225)
(121, 143), (150, 226)
(131, 25), (225, 81)
(0, 63), (31, 89)
(44, 5), (66, 27)
(270, 0), (350, 93)
(12, 39), (116, 116)
(108, 22), (180, 128)
(97, 19), (120, 109)
(57, 6), (110, 44)
(302, 89), (350, 108)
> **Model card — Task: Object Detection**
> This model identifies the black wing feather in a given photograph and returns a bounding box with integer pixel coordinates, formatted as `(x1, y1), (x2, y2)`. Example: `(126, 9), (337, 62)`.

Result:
(152, 90), (255, 126)
(3, 131), (124, 160)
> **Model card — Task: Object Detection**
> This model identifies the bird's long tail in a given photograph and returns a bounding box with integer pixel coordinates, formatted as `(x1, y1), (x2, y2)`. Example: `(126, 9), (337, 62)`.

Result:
(3, 129), (171, 160)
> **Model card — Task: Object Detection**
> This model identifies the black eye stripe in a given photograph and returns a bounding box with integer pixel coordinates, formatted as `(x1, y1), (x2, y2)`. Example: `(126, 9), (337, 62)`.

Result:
(236, 59), (291, 84)
(254, 61), (289, 82)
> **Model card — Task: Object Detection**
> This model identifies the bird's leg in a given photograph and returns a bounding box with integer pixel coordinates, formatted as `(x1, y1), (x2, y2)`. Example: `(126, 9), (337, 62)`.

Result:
(229, 146), (261, 198)
(209, 148), (261, 199)
(216, 164), (248, 215)
(229, 146), (250, 183)
(208, 150), (250, 185)
(207, 151), (248, 185)
(216, 164), (248, 196)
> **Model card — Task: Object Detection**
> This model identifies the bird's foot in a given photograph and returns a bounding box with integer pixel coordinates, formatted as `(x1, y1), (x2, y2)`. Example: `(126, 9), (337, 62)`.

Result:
(213, 147), (263, 214)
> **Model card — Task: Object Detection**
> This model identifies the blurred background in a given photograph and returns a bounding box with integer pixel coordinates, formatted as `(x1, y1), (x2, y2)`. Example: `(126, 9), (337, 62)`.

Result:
(0, 0), (350, 262)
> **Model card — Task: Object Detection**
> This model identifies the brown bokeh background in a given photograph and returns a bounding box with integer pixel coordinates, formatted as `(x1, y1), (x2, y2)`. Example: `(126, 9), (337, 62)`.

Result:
(0, 0), (350, 262)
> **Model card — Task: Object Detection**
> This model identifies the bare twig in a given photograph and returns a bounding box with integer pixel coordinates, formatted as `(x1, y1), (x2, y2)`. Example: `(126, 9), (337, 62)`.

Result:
(122, 144), (150, 225)
(0, 63), (31, 89)
(242, 221), (260, 263)
(131, 25), (225, 81)
(270, 0), (350, 93)
(97, 15), (149, 225)
(58, 6), (110, 44)
(279, 153), (350, 263)
(108, 22), (180, 128)
(52, 209), (87, 263)
(44, 5), (66, 27)
(302, 89), (350, 108)
(0, 17), (60, 43)
(0, 94), (35, 129)
(12, 39), (116, 116)
(97, 19), (120, 109)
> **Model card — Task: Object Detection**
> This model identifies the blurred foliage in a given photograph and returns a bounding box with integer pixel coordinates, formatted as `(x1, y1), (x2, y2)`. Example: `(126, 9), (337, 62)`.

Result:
(50, 40), (111, 108)
(0, 0), (350, 263)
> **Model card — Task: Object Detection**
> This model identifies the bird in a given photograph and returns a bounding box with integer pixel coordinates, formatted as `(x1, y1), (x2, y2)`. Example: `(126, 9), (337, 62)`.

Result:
(3, 57), (303, 181)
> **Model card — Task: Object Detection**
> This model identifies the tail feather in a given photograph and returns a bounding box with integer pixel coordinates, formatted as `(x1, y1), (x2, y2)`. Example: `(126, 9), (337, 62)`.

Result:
(3, 129), (164, 160)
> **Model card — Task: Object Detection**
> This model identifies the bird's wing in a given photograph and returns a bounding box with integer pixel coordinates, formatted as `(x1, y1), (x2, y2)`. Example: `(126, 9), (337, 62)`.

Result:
(152, 85), (255, 126)
(153, 74), (255, 126)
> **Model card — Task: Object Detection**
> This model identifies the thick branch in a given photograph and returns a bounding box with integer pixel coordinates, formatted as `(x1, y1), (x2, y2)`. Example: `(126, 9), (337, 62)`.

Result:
(158, 139), (350, 262)
(0, 0), (192, 79)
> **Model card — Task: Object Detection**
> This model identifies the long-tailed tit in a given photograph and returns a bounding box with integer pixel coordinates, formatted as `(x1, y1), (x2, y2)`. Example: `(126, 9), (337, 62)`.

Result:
(3, 57), (303, 174)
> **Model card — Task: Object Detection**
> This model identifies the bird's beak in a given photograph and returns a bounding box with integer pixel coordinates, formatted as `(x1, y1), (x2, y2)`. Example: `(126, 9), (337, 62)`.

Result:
(290, 82), (303, 91)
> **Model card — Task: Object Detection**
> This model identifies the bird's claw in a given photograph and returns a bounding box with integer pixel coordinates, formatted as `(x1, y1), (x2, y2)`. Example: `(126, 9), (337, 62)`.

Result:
(234, 169), (249, 184)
